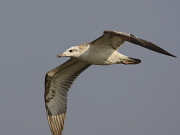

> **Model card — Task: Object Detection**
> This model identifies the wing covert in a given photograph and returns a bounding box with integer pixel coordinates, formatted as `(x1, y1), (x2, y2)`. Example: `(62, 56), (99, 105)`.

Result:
(90, 32), (125, 50)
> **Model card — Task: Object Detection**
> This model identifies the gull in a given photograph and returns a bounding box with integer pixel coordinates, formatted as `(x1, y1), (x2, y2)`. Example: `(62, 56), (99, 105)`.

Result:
(45, 30), (176, 135)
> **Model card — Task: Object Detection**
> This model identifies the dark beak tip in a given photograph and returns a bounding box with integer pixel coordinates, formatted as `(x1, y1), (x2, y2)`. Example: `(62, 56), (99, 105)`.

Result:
(57, 54), (61, 58)
(57, 53), (66, 58)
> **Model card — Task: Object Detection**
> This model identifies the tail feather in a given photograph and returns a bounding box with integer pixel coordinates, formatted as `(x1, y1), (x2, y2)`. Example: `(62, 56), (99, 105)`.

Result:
(121, 57), (141, 65)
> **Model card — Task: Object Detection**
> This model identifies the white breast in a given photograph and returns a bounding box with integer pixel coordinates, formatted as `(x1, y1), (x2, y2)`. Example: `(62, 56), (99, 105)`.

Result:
(78, 46), (122, 65)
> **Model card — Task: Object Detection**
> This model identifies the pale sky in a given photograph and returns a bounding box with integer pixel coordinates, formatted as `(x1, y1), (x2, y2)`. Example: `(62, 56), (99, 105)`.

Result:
(0, 1), (180, 135)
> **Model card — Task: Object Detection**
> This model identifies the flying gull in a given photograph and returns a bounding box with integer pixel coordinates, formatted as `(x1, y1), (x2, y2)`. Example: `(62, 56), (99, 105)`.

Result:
(45, 30), (176, 135)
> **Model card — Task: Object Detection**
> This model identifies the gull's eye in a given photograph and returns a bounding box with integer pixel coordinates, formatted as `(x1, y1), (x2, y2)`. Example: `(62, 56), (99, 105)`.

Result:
(69, 49), (74, 52)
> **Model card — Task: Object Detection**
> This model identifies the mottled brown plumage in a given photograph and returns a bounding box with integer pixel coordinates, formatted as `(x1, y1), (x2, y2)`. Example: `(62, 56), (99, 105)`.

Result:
(45, 30), (176, 135)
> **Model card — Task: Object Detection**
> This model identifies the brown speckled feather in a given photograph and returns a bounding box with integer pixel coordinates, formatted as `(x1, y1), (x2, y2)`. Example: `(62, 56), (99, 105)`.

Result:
(102, 31), (176, 57)
(45, 59), (91, 135)
(90, 30), (176, 57)
(45, 30), (176, 135)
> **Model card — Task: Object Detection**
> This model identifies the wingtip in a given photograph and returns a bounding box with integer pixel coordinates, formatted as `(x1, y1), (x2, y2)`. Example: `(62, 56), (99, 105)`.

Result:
(172, 54), (177, 58)
(166, 53), (177, 58)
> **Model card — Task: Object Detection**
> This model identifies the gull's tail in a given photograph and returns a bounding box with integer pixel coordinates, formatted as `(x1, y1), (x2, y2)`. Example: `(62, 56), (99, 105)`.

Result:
(121, 57), (141, 65)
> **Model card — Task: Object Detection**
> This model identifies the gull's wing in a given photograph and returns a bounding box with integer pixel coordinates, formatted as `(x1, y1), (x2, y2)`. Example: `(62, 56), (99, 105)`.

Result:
(45, 58), (91, 135)
(90, 31), (126, 50)
(91, 30), (176, 57)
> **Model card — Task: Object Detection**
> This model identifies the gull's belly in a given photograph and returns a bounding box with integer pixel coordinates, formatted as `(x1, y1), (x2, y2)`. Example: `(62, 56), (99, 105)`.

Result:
(78, 48), (121, 65)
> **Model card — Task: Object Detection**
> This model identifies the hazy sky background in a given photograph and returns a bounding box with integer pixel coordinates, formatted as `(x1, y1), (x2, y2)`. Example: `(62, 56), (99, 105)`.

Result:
(0, 1), (180, 135)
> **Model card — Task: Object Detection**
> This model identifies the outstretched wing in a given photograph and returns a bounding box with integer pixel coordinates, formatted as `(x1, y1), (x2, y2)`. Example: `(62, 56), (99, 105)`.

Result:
(45, 58), (91, 135)
(91, 30), (176, 57)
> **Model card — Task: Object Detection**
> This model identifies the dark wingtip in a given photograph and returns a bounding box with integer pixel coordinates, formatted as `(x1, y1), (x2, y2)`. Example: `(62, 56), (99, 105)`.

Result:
(153, 50), (177, 58)
(170, 54), (177, 58)
(104, 30), (177, 58)
(136, 38), (177, 58)
(162, 52), (177, 58)
(171, 55), (177, 58)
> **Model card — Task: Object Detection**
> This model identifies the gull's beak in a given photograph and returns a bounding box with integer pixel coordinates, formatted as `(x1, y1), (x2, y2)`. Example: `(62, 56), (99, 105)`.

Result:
(57, 53), (66, 58)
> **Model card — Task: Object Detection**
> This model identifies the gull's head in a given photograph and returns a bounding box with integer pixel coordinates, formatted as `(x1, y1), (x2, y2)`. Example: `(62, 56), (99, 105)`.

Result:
(57, 46), (80, 58)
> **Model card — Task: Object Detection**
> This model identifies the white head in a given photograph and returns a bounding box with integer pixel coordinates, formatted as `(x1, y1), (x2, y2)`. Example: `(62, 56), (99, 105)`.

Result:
(57, 46), (80, 58)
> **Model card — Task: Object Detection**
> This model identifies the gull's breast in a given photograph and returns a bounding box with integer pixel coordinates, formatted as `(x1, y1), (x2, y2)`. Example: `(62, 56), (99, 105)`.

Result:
(78, 47), (119, 65)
